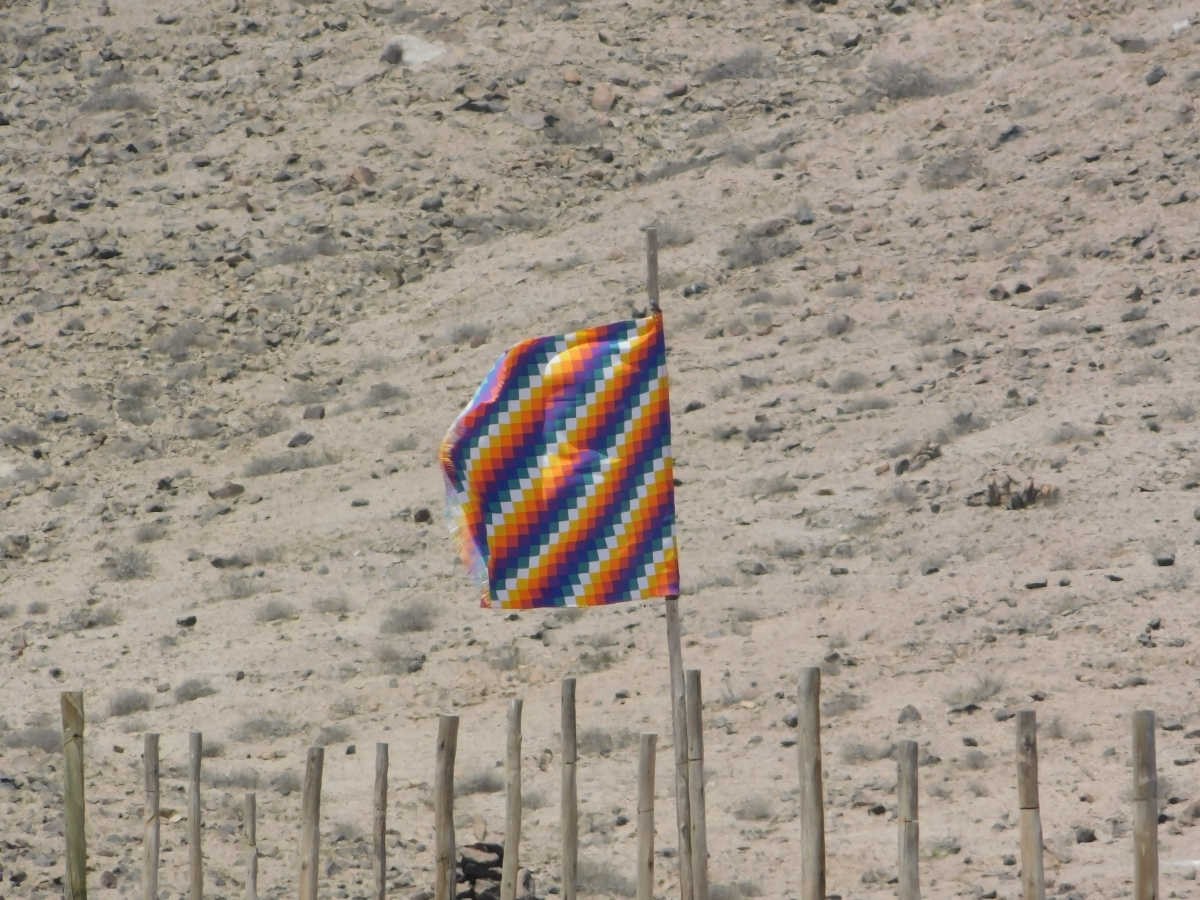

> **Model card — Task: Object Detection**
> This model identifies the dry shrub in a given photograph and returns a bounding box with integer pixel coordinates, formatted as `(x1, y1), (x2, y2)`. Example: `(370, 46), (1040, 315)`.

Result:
(703, 48), (769, 83)
(365, 382), (409, 406)
(387, 435), (419, 453)
(315, 724), (351, 746)
(226, 575), (263, 600)
(734, 795), (774, 821)
(315, 597), (351, 615)
(523, 789), (547, 810)
(840, 397), (892, 413)
(271, 770), (302, 795)
(261, 232), (340, 267)
(447, 323), (492, 347)
(233, 714), (304, 743)
(175, 679), (217, 702)
(80, 89), (153, 112)
(257, 599), (297, 622)
(822, 692), (863, 717)
(825, 314), (853, 337)
(948, 410), (989, 436)
(377, 643), (426, 674)
(578, 727), (636, 757)
(201, 741), (225, 759)
(204, 768), (259, 790)
(485, 641), (522, 671)
(545, 118), (602, 146)
(254, 414), (290, 438)
(64, 605), (121, 631)
(105, 547), (151, 581)
(456, 768), (504, 797)
(720, 233), (801, 270)
(110, 690), (152, 717)
(579, 860), (636, 897)
(710, 883), (761, 900)
(1, 425), (44, 447)
(868, 61), (964, 100)
(921, 151), (984, 190)
(962, 749), (989, 770)
(749, 474), (797, 499)
(381, 599), (438, 633)
(833, 371), (868, 393)
(840, 742), (883, 764)
(4, 727), (60, 752)
(945, 675), (1002, 705)
(135, 523), (166, 543)
(0, 603), (15, 619)
(646, 221), (695, 247)
(245, 448), (339, 477)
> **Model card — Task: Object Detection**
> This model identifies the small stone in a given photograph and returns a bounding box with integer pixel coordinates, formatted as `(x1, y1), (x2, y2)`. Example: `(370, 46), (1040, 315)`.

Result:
(413, 507), (432, 523)
(1148, 617), (1162, 631)
(682, 281), (709, 297)
(31, 208), (58, 225)
(1024, 578), (1048, 590)
(1163, 719), (1184, 732)
(192, 154), (212, 168)
(303, 404), (326, 420)
(208, 483), (245, 500)
(1155, 552), (1175, 567)
(317, 564), (330, 575)
(288, 432), (314, 448)
(420, 194), (443, 212)
(664, 79), (689, 98)
(615, 689), (630, 700)
(898, 704), (921, 723)
(987, 282), (1010, 301)
(351, 498), (370, 507)
(562, 69), (582, 84)
(176, 615), (197, 627)
(591, 83), (618, 112)
(235, 260), (256, 279)
(783, 711), (799, 728)
(1029, 690), (1046, 701)
(1146, 65), (1167, 85)
(830, 565), (849, 575)
(994, 708), (1016, 722)
(100, 871), (117, 888)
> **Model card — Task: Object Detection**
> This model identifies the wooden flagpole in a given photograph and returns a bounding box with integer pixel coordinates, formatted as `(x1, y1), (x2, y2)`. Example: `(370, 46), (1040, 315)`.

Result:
(647, 227), (694, 900)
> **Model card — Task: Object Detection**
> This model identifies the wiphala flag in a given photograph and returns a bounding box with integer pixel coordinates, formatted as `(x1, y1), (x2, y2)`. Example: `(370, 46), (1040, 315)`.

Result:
(440, 312), (679, 609)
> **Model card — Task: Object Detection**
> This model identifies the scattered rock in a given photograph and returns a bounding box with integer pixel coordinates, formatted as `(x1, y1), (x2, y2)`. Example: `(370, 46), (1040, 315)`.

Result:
(898, 704), (921, 723)
(303, 405), (326, 420)
(1111, 33), (1149, 52)
(591, 83), (618, 112)
(288, 432), (314, 448)
(1146, 65), (1167, 85)
(1155, 552), (1176, 567)
(208, 483), (245, 500)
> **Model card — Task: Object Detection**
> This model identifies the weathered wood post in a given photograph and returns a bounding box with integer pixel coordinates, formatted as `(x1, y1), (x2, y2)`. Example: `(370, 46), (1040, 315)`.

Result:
(797, 667), (825, 900)
(684, 670), (708, 900)
(245, 793), (258, 900)
(897, 740), (920, 900)
(664, 597), (693, 900)
(434, 715), (460, 900)
(636, 732), (657, 900)
(562, 679), (579, 900)
(1016, 711), (1045, 900)
(62, 692), (87, 900)
(1132, 710), (1159, 900)
(375, 743), (389, 900)
(189, 732), (203, 900)
(299, 747), (324, 900)
(501, 699), (523, 900)
(144, 733), (160, 900)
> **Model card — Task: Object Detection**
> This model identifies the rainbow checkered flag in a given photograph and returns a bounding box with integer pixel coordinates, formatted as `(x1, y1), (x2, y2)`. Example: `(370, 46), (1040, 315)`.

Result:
(440, 313), (680, 609)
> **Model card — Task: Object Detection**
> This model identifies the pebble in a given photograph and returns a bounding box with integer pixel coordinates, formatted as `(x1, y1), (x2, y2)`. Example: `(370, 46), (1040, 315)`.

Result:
(304, 405), (326, 420)
(351, 498), (370, 507)
(1154, 551), (1175, 567)
(100, 871), (117, 888)
(1146, 65), (1167, 85)
(562, 69), (582, 84)
(288, 432), (314, 448)
(1024, 578), (1048, 589)
(591, 83), (618, 112)
(208, 483), (245, 500)
(897, 704), (921, 723)
(1111, 33), (1149, 52)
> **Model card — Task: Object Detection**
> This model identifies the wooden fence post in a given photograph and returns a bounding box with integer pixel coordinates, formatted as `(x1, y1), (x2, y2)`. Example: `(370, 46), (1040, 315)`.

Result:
(375, 743), (389, 900)
(62, 692), (87, 900)
(664, 597), (693, 900)
(189, 732), (203, 900)
(245, 793), (258, 900)
(1132, 710), (1158, 900)
(435, 715), (460, 900)
(501, 699), (523, 900)
(299, 747), (325, 900)
(637, 733), (657, 900)
(1016, 711), (1045, 900)
(797, 668), (825, 900)
(562, 679), (579, 900)
(684, 670), (708, 900)
(897, 740), (920, 900)
(144, 733), (160, 900)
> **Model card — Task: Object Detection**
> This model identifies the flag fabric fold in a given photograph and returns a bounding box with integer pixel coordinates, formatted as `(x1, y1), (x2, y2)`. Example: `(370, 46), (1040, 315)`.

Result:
(440, 313), (679, 609)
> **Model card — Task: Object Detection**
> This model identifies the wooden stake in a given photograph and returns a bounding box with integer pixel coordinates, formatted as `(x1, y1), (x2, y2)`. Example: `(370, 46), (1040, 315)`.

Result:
(245, 793), (258, 900)
(646, 228), (660, 313)
(435, 715), (460, 900)
(897, 740), (920, 900)
(665, 597), (693, 900)
(375, 743), (389, 900)
(1132, 710), (1158, 900)
(144, 734), (160, 900)
(62, 692), (87, 900)
(1016, 711), (1045, 900)
(637, 733), (657, 900)
(797, 668), (825, 900)
(189, 732), (203, 900)
(501, 699), (524, 900)
(562, 679), (579, 900)
(684, 671), (709, 900)
(299, 747), (325, 900)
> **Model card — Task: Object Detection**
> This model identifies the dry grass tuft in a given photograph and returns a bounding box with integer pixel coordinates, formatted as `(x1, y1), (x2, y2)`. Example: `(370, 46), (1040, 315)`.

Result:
(80, 89), (153, 113)
(135, 523), (167, 543)
(315, 596), (352, 615)
(271, 770), (303, 795)
(579, 860), (636, 898)
(110, 690), (153, 717)
(922, 150), (984, 190)
(945, 675), (1003, 705)
(734, 795), (774, 820)
(175, 679), (217, 702)
(447, 323), (493, 347)
(257, 599), (297, 622)
(233, 714), (304, 743)
(703, 48), (769, 83)
(381, 600), (438, 633)
(315, 724), (352, 746)
(245, 448), (340, 477)
(3, 727), (61, 752)
(107, 547), (151, 581)
(365, 382), (409, 406)
(456, 768), (505, 796)
(962, 749), (990, 770)
(868, 61), (965, 100)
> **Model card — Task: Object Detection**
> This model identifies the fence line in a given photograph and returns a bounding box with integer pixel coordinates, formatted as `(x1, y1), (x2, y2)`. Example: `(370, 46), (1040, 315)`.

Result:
(45, 679), (1164, 900)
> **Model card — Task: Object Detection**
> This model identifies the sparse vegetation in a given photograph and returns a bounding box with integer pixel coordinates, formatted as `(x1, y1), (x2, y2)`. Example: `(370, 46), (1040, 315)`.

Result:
(226, 574), (264, 600)
(316, 724), (351, 746)
(945, 675), (1003, 706)
(703, 48), (769, 83)
(710, 882), (762, 900)
(921, 150), (984, 190)
(840, 742), (883, 764)
(447, 324), (492, 347)
(107, 547), (151, 581)
(245, 448), (340, 477)
(522, 789), (547, 810)
(365, 382), (408, 405)
(578, 727), (636, 757)
(734, 795), (774, 821)
(0, 603), (16, 619)
(456, 768), (505, 796)
(261, 233), (340, 267)
(4, 727), (61, 752)
(257, 599), (297, 622)
(80, 89), (153, 113)
(271, 770), (303, 796)
(315, 596), (352, 615)
(579, 859), (636, 898)
(175, 679), (217, 702)
(868, 61), (964, 100)
(201, 741), (225, 759)
(387, 435), (419, 453)
(381, 599), (438, 633)
(833, 371), (868, 393)
(135, 523), (166, 543)
(377, 642), (426, 674)
(822, 692), (863, 717)
(204, 768), (259, 790)
(485, 641), (522, 671)
(28, 600), (49, 615)
(109, 690), (153, 717)
(64, 604), (121, 631)
(233, 714), (305, 743)
(962, 749), (989, 770)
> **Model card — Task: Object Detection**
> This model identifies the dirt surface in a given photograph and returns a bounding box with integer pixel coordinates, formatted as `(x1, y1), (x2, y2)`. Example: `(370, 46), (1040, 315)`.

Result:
(2, 0), (1200, 897)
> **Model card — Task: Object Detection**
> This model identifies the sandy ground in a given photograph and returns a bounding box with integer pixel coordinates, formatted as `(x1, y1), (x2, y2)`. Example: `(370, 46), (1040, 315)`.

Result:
(2, 0), (1200, 897)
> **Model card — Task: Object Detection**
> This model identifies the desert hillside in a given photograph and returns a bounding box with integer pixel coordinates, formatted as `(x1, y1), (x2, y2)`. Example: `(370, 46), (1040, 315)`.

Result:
(1, 0), (1200, 897)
